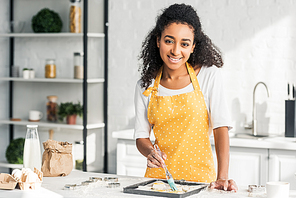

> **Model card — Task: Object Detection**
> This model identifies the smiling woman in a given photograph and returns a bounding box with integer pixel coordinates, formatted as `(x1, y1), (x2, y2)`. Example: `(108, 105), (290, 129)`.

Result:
(138, 3), (223, 90)
(134, 3), (238, 192)
(157, 23), (196, 89)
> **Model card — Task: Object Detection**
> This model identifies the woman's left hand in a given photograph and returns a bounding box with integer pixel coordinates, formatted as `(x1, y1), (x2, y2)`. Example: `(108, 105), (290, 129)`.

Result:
(209, 179), (238, 192)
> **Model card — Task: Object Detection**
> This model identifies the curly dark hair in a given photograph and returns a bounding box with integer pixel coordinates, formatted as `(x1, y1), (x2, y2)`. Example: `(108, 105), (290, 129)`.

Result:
(139, 3), (223, 89)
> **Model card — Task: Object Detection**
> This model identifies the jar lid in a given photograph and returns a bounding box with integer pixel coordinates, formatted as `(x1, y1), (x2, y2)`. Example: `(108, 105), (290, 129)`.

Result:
(70, 0), (81, 3)
(74, 52), (84, 56)
(47, 95), (58, 102)
(27, 125), (38, 128)
(75, 141), (84, 145)
(46, 59), (55, 64)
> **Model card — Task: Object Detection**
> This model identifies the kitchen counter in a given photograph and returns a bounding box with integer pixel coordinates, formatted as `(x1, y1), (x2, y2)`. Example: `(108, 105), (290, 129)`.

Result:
(112, 129), (296, 151)
(112, 129), (296, 189)
(1, 170), (296, 198)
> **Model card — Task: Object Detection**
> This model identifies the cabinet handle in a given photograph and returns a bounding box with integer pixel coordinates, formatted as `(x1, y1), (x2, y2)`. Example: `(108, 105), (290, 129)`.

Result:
(279, 160), (281, 180)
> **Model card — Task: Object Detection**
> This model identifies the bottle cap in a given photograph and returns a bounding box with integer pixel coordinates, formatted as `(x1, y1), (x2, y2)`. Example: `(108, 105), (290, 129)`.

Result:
(27, 125), (38, 128)
(46, 59), (55, 65)
(47, 95), (58, 102)
(74, 52), (84, 56)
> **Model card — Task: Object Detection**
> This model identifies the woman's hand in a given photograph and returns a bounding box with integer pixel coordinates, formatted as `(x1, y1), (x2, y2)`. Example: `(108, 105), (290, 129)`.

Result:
(209, 179), (238, 192)
(146, 148), (167, 168)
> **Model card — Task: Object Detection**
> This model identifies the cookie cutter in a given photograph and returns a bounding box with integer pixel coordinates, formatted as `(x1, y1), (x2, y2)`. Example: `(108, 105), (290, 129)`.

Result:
(89, 177), (103, 182)
(248, 185), (265, 193)
(64, 184), (81, 190)
(107, 182), (120, 188)
(81, 180), (95, 186)
(104, 177), (118, 182)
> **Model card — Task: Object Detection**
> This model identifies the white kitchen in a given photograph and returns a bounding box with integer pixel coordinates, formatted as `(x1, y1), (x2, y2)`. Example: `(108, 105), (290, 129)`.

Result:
(0, 0), (296, 197)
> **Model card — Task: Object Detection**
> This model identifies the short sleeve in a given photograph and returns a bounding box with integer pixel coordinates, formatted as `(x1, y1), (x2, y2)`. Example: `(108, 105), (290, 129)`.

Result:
(207, 68), (232, 131)
(134, 80), (152, 139)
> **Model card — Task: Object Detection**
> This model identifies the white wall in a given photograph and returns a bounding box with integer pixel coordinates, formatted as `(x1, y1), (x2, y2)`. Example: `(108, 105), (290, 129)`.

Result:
(108, 0), (296, 173)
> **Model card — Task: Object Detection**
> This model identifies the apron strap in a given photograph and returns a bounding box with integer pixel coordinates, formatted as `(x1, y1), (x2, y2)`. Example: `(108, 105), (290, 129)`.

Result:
(143, 63), (200, 96)
(186, 62), (201, 91)
(142, 66), (163, 97)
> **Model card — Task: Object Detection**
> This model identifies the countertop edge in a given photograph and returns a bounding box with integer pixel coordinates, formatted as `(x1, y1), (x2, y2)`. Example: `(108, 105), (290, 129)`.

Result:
(112, 129), (296, 151)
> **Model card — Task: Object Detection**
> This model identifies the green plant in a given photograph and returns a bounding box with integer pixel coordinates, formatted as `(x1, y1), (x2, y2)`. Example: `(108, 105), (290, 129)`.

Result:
(23, 68), (29, 71)
(6, 138), (25, 164)
(58, 101), (83, 121)
(31, 8), (63, 33)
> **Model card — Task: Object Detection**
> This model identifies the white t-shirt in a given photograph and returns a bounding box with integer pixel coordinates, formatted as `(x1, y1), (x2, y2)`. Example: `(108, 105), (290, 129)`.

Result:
(134, 66), (232, 139)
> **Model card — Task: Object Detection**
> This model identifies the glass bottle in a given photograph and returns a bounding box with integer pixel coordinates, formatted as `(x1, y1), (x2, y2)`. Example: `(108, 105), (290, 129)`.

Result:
(47, 95), (58, 122)
(45, 59), (56, 78)
(23, 125), (42, 171)
(74, 52), (83, 79)
(69, 0), (82, 33)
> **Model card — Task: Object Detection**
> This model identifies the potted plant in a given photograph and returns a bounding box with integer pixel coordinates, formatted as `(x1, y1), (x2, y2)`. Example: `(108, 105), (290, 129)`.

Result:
(58, 101), (83, 124)
(22, 68), (30, 79)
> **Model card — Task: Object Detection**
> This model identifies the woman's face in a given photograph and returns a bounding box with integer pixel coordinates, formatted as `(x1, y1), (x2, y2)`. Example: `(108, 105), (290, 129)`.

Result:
(157, 22), (195, 70)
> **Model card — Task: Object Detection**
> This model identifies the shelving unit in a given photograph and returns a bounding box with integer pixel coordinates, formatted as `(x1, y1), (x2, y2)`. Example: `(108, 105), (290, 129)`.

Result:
(0, 162), (22, 169)
(0, 77), (105, 83)
(2, 0), (109, 173)
(0, 33), (105, 38)
(0, 120), (105, 130)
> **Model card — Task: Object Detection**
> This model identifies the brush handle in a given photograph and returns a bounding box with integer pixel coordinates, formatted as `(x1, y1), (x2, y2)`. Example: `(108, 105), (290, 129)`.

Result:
(154, 144), (173, 177)
(154, 144), (163, 160)
(154, 145), (178, 191)
(154, 144), (165, 166)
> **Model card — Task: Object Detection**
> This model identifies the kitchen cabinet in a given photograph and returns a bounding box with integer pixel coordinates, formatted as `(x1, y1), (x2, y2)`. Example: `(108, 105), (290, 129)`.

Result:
(0, 0), (108, 172)
(269, 149), (296, 190)
(113, 130), (296, 189)
(114, 131), (269, 185)
(116, 139), (147, 177)
(117, 141), (268, 185)
(227, 147), (268, 186)
(116, 139), (269, 185)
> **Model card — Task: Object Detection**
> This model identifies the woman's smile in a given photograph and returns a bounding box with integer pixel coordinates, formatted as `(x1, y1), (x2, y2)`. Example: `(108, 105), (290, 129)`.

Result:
(168, 55), (182, 63)
(157, 22), (195, 71)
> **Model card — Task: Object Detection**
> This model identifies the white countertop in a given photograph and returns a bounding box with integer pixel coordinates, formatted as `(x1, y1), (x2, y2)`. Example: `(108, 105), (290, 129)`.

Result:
(2, 170), (296, 198)
(112, 129), (296, 151)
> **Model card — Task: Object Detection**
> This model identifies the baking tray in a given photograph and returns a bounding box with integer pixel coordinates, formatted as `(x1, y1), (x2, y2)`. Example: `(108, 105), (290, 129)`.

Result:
(123, 179), (208, 198)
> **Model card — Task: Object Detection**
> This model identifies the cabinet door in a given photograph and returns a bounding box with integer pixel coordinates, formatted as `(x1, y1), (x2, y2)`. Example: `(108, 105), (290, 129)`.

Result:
(116, 139), (147, 177)
(212, 146), (268, 186)
(230, 147), (268, 185)
(269, 149), (296, 190)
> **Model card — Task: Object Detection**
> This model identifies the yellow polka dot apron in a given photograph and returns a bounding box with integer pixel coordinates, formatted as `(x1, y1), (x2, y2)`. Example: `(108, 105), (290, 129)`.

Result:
(143, 63), (216, 183)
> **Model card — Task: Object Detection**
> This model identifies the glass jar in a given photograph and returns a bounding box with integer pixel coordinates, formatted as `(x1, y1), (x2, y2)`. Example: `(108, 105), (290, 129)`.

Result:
(74, 140), (84, 170)
(69, 0), (82, 33)
(45, 59), (56, 78)
(46, 95), (58, 122)
(74, 52), (83, 79)
(23, 125), (41, 171)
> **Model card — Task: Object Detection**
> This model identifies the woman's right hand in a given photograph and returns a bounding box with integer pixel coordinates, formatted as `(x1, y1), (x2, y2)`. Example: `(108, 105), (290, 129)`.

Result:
(147, 148), (167, 168)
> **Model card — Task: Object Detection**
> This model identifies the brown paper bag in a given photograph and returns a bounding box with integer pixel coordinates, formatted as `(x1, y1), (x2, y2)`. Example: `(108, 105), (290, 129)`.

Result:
(41, 139), (73, 177)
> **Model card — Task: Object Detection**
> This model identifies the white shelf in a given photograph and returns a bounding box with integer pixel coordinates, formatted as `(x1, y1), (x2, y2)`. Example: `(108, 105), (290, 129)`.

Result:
(0, 32), (105, 38)
(0, 77), (104, 83)
(0, 161), (23, 169)
(0, 120), (105, 130)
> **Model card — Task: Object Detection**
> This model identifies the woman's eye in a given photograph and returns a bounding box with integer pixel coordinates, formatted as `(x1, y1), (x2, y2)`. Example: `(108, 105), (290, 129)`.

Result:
(182, 43), (190, 47)
(165, 40), (174, 44)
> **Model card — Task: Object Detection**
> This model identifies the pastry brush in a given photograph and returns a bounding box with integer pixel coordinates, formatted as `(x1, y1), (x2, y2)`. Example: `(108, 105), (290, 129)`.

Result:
(154, 144), (178, 191)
